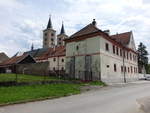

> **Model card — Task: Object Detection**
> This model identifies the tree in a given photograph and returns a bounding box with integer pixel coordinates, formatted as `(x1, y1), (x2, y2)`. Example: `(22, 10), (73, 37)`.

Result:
(137, 42), (149, 73)
(146, 64), (150, 74)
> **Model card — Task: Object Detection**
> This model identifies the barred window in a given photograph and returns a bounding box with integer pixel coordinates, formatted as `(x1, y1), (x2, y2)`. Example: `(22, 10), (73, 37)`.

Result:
(113, 45), (115, 54)
(105, 43), (109, 51)
(114, 64), (117, 72)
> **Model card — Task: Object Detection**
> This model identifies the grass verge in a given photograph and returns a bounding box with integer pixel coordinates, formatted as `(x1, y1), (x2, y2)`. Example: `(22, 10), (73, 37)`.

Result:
(0, 83), (80, 105)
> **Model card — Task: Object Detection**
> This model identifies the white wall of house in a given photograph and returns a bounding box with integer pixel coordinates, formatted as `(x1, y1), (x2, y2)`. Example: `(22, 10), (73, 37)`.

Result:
(66, 35), (139, 83)
(99, 36), (138, 83)
(66, 36), (101, 80)
(48, 56), (65, 71)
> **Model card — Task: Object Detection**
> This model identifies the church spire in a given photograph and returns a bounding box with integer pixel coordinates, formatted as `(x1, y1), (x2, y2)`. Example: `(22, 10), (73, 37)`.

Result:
(31, 43), (34, 51)
(60, 21), (65, 34)
(47, 15), (52, 29)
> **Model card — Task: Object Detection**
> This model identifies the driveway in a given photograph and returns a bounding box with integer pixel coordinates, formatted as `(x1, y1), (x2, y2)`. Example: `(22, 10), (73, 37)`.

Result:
(0, 81), (150, 113)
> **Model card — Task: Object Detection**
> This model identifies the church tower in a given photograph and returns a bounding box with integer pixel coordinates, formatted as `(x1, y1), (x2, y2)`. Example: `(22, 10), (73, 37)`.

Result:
(43, 16), (56, 48)
(57, 22), (68, 46)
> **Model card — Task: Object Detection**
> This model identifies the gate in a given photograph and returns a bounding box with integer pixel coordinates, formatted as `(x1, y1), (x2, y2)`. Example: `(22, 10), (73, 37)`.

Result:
(85, 55), (92, 81)
(69, 56), (75, 79)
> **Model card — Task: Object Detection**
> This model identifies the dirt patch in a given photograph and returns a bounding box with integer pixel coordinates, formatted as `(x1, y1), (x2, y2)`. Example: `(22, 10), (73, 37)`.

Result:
(80, 85), (104, 92)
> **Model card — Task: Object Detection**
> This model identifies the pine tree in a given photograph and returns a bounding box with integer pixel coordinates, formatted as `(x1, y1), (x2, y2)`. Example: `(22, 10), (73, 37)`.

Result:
(137, 42), (149, 73)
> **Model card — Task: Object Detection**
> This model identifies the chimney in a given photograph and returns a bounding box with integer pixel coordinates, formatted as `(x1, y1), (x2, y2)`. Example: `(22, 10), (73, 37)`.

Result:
(92, 19), (97, 26)
(103, 30), (110, 35)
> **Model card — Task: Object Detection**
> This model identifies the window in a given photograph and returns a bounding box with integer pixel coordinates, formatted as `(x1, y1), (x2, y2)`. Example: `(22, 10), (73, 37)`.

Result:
(134, 56), (137, 62)
(124, 51), (126, 58)
(105, 43), (109, 51)
(51, 33), (54, 36)
(107, 65), (109, 68)
(44, 33), (47, 36)
(45, 38), (47, 41)
(61, 67), (64, 70)
(127, 52), (129, 59)
(59, 42), (61, 45)
(62, 58), (64, 62)
(131, 66), (133, 73)
(128, 67), (130, 73)
(76, 45), (79, 50)
(59, 38), (61, 40)
(51, 38), (54, 41)
(53, 58), (56, 62)
(130, 53), (132, 60)
(113, 45), (115, 54)
(136, 68), (138, 73)
(116, 47), (119, 55)
(133, 54), (134, 61)
(53, 67), (55, 71)
(120, 49), (122, 57)
(121, 66), (123, 72)
(114, 64), (117, 72)
(124, 66), (126, 72)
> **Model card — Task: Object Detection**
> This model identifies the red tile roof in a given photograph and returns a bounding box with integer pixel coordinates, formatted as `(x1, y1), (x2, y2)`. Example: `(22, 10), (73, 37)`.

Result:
(70, 24), (100, 38)
(111, 31), (132, 46)
(65, 23), (136, 54)
(0, 54), (27, 66)
(35, 46), (65, 61)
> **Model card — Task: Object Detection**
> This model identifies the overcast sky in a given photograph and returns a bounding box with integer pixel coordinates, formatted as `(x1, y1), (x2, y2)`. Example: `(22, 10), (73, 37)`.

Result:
(0, 0), (150, 58)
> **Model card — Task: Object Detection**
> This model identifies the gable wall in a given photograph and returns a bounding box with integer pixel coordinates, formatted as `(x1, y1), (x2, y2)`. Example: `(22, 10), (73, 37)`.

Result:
(127, 34), (136, 51)
(66, 36), (101, 80)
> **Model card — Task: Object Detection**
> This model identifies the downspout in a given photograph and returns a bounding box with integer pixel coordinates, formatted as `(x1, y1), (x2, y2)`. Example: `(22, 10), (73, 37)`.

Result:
(58, 56), (60, 76)
(123, 47), (126, 83)
(99, 38), (101, 81)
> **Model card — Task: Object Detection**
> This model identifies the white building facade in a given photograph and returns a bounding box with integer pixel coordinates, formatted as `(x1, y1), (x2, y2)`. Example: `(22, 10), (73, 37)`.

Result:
(65, 19), (138, 83)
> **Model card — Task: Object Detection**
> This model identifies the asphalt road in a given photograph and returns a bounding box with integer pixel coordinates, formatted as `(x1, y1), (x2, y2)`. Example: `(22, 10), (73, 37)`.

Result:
(0, 81), (150, 113)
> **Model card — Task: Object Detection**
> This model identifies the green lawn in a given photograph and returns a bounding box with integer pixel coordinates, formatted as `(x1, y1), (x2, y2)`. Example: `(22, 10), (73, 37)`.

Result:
(0, 84), (80, 105)
(0, 73), (59, 82)
(0, 73), (105, 105)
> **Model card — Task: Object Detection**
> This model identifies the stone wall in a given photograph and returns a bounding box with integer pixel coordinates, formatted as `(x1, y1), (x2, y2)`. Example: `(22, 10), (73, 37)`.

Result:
(16, 62), (49, 76)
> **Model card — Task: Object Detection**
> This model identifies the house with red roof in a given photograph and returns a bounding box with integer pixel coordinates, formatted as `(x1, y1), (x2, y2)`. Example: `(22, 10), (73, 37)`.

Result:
(65, 19), (138, 83)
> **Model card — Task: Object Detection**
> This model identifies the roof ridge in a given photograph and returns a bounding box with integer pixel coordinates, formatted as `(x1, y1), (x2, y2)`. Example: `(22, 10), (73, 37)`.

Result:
(70, 23), (100, 38)
(111, 31), (132, 36)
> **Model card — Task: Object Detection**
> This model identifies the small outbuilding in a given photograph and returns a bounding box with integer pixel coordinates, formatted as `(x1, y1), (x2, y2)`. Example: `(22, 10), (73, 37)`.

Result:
(0, 54), (36, 73)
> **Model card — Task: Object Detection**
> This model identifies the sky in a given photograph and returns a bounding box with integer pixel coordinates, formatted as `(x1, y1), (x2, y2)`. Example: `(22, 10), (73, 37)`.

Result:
(0, 0), (150, 58)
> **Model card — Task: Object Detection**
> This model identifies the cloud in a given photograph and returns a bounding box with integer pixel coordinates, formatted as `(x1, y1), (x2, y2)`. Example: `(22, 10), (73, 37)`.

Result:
(0, 0), (150, 60)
